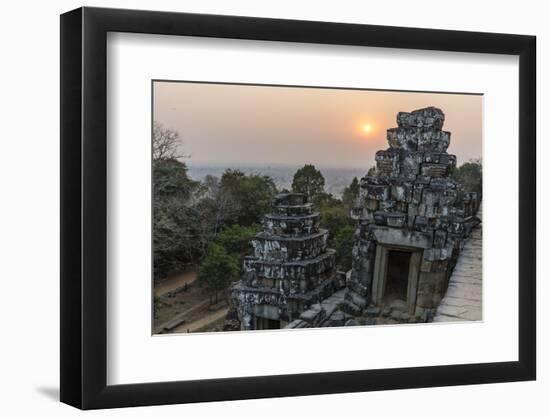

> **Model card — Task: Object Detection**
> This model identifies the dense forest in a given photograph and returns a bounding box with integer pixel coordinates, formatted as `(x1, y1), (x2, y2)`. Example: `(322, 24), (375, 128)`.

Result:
(153, 123), (482, 305)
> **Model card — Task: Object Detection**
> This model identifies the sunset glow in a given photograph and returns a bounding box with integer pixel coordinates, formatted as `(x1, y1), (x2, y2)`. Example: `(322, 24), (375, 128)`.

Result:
(154, 82), (482, 169)
(362, 123), (373, 134)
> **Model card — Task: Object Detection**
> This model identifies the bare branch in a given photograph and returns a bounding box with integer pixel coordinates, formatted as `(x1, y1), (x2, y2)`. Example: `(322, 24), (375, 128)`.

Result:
(153, 122), (185, 161)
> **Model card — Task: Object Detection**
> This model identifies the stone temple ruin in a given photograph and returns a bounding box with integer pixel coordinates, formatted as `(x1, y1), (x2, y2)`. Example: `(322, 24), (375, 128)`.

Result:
(346, 106), (480, 321)
(226, 107), (480, 330)
(225, 193), (345, 330)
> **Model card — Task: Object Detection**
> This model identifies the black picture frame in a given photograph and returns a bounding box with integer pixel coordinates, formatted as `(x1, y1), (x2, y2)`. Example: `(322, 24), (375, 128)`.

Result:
(60, 6), (536, 410)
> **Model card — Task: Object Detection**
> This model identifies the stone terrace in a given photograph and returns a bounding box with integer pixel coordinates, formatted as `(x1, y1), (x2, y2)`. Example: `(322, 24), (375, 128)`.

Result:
(433, 203), (482, 322)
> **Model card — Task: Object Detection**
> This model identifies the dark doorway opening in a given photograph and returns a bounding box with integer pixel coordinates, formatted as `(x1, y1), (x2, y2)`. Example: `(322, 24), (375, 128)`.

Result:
(257, 317), (280, 330)
(384, 250), (411, 303)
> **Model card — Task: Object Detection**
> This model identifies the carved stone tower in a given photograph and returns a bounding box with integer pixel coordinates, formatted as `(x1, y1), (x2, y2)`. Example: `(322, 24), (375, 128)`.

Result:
(347, 107), (480, 318)
(227, 193), (340, 330)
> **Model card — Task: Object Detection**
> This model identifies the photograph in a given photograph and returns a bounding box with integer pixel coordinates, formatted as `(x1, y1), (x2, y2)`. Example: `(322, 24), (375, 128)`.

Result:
(53, 3), (539, 411)
(152, 81), (483, 334)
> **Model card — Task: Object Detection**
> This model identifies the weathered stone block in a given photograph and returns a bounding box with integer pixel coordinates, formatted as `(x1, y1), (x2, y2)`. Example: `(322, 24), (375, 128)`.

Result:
(414, 215), (428, 231)
(391, 182), (412, 202)
(375, 150), (400, 175)
(412, 184), (424, 204)
(373, 211), (387, 226)
(346, 279), (369, 297)
(420, 259), (433, 272)
(416, 271), (447, 309)
(244, 250), (335, 281)
(400, 152), (422, 174)
(364, 306), (382, 317)
(263, 213), (320, 236)
(439, 153), (456, 166)
(273, 203), (314, 217)
(299, 305), (325, 324)
(284, 319), (309, 329)
(397, 107), (445, 129)
(253, 304), (280, 321)
(379, 200), (396, 211)
(390, 309), (406, 321)
(386, 127), (419, 151)
(365, 184), (390, 201)
(407, 203), (419, 217)
(253, 230), (329, 262)
(386, 212), (407, 228)
(395, 201), (408, 213)
(273, 193), (308, 206)
(340, 301), (361, 316)
(421, 188), (440, 206)
(421, 163), (449, 177)
(433, 230), (447, 248)
(346, 291), (368, 308)
(365, 198), (379, 211)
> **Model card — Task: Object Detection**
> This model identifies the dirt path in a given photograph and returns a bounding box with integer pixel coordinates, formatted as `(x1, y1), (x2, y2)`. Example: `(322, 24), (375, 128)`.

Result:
(172, 307), (229, 333)
(154, 298), (211, 333)
(154, 270), (197, 296)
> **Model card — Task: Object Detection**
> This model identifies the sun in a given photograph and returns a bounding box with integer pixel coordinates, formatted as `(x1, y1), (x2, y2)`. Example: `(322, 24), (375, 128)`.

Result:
(362, 123), (373, 134)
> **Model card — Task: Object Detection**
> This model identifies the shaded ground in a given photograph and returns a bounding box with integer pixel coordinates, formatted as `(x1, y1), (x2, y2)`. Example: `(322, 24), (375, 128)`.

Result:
(154, 270), (197, 296)
(154, 273), (229, 334)
(172, 306), (229, 333)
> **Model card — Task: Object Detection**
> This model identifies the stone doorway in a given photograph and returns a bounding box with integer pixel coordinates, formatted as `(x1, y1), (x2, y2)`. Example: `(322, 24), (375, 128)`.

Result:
(255, 317), (281, 330)
(385, 250), (411, 303)
(372, 245), (422, 315)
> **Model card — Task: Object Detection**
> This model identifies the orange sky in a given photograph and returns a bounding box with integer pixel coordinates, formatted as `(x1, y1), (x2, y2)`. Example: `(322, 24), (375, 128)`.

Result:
(153, 81), (482, 170)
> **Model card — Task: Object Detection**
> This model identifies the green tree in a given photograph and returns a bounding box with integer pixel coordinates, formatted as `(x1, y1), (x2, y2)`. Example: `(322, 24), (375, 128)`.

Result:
(153, 159), (201, 280)
(214, 224), (260, 269)
(317, 197), (355, 270)
(332, 225), (356, 271)
(291, 164), (325, 200)
(198, 243), (240, 304)
(342, 177), (360, 209)
(452, 159), (482, 197)
(320, 205), (355, 241)
(220, 169), (277, 226)
(313, 192), (341, 210)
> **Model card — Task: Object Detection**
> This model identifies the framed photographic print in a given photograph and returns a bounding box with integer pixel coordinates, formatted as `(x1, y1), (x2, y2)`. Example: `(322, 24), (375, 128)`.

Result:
(60, 7), (536, 410)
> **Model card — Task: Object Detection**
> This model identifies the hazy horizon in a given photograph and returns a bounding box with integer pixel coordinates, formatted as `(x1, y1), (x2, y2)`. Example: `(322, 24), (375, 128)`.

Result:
(186, 163), (367, 198)
(153, 81), (483, 170)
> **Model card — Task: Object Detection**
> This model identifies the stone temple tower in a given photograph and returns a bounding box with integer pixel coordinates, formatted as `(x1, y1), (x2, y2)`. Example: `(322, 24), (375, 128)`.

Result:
(347, 107), (480, 319)
(226, 193), (342, 330)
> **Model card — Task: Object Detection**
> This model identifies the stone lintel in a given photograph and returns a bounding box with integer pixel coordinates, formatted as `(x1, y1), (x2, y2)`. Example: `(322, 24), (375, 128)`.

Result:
(370, 225), (433, 249)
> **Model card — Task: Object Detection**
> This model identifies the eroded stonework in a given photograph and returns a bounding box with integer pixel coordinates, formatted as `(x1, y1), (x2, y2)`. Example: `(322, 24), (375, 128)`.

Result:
(345, 107), (480, 321)
(225, 193), (344, 330)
